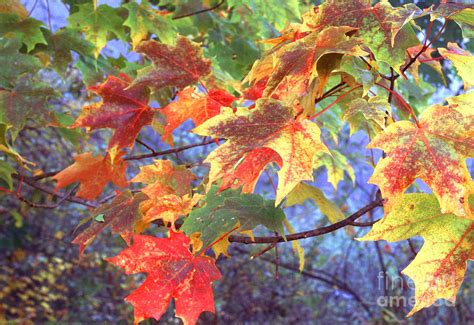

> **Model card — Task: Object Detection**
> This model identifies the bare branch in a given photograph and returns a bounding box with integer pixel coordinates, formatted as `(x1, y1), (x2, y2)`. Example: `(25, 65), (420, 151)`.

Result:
(12, 174), (97, 208)
(172, 0), (225, 20)
(125, 139), (216, 161)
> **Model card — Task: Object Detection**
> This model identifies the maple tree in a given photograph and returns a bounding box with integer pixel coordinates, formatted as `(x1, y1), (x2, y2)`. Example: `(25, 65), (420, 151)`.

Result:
(0, 0), (473, 323)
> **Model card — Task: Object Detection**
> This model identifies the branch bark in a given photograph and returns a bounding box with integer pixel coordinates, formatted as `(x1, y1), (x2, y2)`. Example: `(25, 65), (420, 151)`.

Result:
(124, 139), (216, 161)
(228, 198), (384, 244)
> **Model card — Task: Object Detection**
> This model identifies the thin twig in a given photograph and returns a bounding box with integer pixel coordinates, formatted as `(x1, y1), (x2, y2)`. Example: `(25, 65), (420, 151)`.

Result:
(135, 139), (156, 154)
(125, 139), (216, 161)
(12, 174), (97, 208)
(172, 0), (225, 20)
(18, 184), (79, 209)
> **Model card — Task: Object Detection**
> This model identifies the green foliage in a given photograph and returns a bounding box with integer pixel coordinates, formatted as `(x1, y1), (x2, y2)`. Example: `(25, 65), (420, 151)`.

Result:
(182, 185), (286, 252)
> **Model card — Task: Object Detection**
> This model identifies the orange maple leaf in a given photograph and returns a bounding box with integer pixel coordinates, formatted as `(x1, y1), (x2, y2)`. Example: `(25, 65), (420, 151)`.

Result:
(161, 87), (235, 146)
(131, 160), (198, 227)
(52, 151), (128, 200)
(131, 159), (195, 198)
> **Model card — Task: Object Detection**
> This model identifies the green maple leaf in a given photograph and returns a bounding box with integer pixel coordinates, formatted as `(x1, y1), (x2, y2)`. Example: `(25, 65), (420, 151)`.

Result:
(342, 96), (389, 136)
(181, 185), (286, 254)
(41, 28), (95, 73)
(227, 0), (301, 30)
(68, 3), (126, 57)
(0, 13), (47, 52)
(0, 124), (27, 162)
(0, 38), (42, 88)
(359, 193), (473, 316)
(123, 0), (176, 48)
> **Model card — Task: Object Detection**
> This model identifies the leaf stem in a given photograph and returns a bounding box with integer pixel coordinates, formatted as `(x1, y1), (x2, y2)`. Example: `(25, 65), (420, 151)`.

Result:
(199, 224), (239, 256)
(375, 83), (420, 128)
(310, 85), (362, 120)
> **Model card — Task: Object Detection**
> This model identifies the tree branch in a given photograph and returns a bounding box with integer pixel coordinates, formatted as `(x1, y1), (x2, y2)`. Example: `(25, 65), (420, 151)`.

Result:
(125, 139), (216, 161)
(228, 198), (384, 244)
(11, 174), (97, 208)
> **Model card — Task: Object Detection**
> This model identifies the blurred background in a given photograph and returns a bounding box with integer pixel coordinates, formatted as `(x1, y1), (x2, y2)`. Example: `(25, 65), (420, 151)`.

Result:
(0, 0), (473, 323)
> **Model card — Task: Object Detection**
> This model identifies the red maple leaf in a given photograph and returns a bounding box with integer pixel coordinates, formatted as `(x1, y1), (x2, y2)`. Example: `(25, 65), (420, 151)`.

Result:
(107, 231), (221, 325)
(132, 36), (211, 91)
(73, 73), (154, 150)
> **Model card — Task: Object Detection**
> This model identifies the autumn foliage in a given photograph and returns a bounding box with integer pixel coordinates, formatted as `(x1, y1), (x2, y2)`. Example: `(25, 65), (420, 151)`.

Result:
(1, 0), (473, 323)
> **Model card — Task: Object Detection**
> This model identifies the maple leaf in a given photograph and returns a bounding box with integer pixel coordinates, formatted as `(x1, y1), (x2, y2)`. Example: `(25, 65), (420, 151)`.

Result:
(249, 26), (365, 99)
(0, 124), (28, 162)
(342, 96), (389, 136)
(52, 151), (128, 200)
(368, 95), (474, 217)
(132, 37), (211, 91)
(0, 77), (58, 134)
(123, 0), (176, 48)
(313, 150), (355, 189)
(72, 73), (154, 151)
(0, 13), (47, 52)
(107, 231), (221, 325)
(161, 87), (236, 146)
(439, 43), (474, 90)
(359, 193), (473, 316)
(68, 3), (126, 57)
(193, 98), (329, 205)
(131, 160), (198, 227)
(406, 45), (446, 85)
(303, 0), (421, 71)
(219, 147), (282, 194)
(72, 191), (148, 253)
(0, 159), (15, 190)
(181, 185), (286, 254)
(139, 193), (202, 230)
(0, 38), (42, 88)
(286, 182), (345, 223)
(42, 28), (95, 74)
(243, 77), (268, 101)
(131, 159), (196, 199)
(339, 56), (377, 96)
(432, 3), (474, 38)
